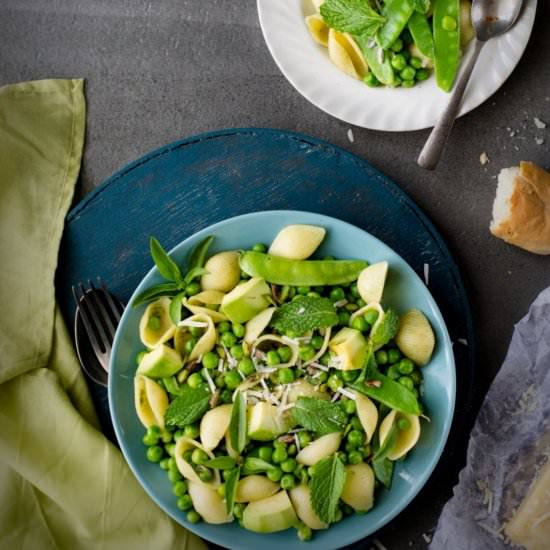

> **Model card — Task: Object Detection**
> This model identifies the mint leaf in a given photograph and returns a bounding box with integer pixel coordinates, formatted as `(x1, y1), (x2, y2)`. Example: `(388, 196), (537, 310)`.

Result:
(292, 397), (347, 435)
(184, 266), (209, 285)
(370, 308), (399, 349)
(242, 457), (276, 475)
(270, 296), (338, 336)
(204, 456), (237, 470)
(150, 237), (183, 283)
(310, 454), (346, 523)
(413, 0), (430, 14)
(132, 282), (180, 308)
(187, 235), (214, 270)
(320, 0), (385, 35)
(372, 420), (398, 488)
(164, 385), (211, 427)
(224, 465), (241, 516)
(229, 391), (247, 454)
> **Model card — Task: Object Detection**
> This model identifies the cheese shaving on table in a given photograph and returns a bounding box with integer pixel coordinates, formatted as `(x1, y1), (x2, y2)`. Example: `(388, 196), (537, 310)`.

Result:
(338, 387), (356, 400)
(347, 129), (354, 143)
(202, 368), (216, 394)
(457, 338), (468, 346)
(372, 539), (388, 550)
(423, 263), (429, 286)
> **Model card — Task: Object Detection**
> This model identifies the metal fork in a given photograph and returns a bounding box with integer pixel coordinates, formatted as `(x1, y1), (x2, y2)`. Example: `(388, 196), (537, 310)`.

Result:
(72, 278), (124, 374)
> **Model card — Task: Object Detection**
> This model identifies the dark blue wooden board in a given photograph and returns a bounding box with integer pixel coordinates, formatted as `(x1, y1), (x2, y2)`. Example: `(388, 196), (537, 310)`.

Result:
(56, 128), (475, 546)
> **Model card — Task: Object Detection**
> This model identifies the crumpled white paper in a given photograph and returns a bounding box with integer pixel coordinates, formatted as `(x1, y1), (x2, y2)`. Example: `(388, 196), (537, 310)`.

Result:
(430, 286), (550, 550)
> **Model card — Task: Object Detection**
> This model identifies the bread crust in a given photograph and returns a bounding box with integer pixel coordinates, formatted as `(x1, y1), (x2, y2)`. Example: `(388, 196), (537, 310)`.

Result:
(490, 161), (550, 255)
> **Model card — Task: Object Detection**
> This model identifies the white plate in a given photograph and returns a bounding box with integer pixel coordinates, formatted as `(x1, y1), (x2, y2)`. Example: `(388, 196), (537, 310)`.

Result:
(257, 0), (537, 131)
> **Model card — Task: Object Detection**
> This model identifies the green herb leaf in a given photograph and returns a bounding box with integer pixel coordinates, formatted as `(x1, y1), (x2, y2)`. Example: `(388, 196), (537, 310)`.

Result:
(187, 236), (214, 270)
(204, 455), (237, 470)
(184, 266), (209, 285)
(413, 0), (430, 14)
(164, 384), (211, 427)
(242, 457), (276, 475)
(355, 339), (375, 384)
(370, 308), (399, 349)
(150, 236), (183, 283)
(292, 397), (347, 435)
(320, 0), (385, 35)
(270, 296), (338, 336)
(169, 291), (186, 325)
(310, 454), (346, 524)
(132, 282), (180, 308)
(162, 375), (181, 396)
(373, 457), (394, 489)
(374, 420), (398, 461)
(224, 466), (241, 516)
(229, 391), (247, 454)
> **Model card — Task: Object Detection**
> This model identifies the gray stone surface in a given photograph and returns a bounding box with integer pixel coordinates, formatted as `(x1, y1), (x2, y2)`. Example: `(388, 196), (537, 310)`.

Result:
(1, 1), (548, 548)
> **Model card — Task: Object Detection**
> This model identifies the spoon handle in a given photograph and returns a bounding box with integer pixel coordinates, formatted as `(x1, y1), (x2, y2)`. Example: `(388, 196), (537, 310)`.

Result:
(417, 38), (485, 170)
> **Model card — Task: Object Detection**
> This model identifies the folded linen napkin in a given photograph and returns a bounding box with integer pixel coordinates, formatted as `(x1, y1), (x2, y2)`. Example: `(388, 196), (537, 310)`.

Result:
(0, 79), (206, 550)
(430, 286), (550, 549)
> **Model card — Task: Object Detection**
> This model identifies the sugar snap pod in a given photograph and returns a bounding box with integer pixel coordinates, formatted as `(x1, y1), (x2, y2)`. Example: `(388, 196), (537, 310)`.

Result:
(379, 409), (421, 460)
(268, 224), (326, 260)
(235, 475), (280, 503)
(188, 481), (232, 524)
(174, 436), (221, 488)
(134, 375), (169, 429)
(296, 432), (342, 466)
(341, 463), (375, 512)
(139, 296), (176, 348)
(200, 404), (232, 451)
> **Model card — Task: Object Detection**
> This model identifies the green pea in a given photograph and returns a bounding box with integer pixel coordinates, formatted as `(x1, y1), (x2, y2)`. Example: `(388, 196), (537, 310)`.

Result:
(147, 316), (161, 331)
(225, 370), (242, 389)
(160, 457), (170, 470)
(320, 352), (331, 366)
(442, 15), (457, 31)
(183, 338), (197, 354)
(218, 321), (231, 333)
(266, 350), (282, 366)
(277, 346), (292, 363)
(416, 68), (430, 81)
(375, 350), (388, 365)
(345, 441), (355, 453)
(347, 430), (364, 447)
(238, 357), (255, 376)
(217, 484), (225, 497)
(173, 429), (185, 441)
(388, 348), (402, 364)
(143, 426), (160, 446)
(342, 370), (358, 383)
(307, 291), (321, 298)
(399, 376), (414, 391)
(334, 508), (344, 522)
(214, 374), (226, 388)
(281, 458), (297, 473)
(298, 468), (309, 484)
(161, 430), (173, 444)
(233, 502), (245, 519)
(297, 286), (310, 295)
(287, 444), (297, 456)
(356, 298), (366, 308)
(252, 243), (267, 253)
(360, 444), (371, 458)
(328, 374), (343, 392)
(136, 350), (147, 365)
(364, 309), (379, 325)
(146, 445), (163, 463)
(398, 417), (411, 431)
(350, 416), (363, 431)
(183, 423), (200, 439)
(400, 66), (416, 81)
(280, 474), (295, 490)
(191, 448), (208, 465)
(201, 351), (218, 370)
(343, 398), (357, 414)
(307, 466), (316, 477)
(391, 38), (404, 52)
(278, 368), (295, 385)
(168, 468), (183, 482)
(187, 372), (202, 389)
(317, 371), (329, 383)
(338, 311), (351, 325)
(350, 283), (360, 297)
(410, 370), (423, 385)
(298, 431), (312, 447)
(351, 316), (369, 332)
(177, 494), (193, 510)
(398, 358), (415, 375)
(299, 345), (316, 362)
(336, 451), (348, 464)
(273, 440), (287, 450)
(231, 323), (245, 338)
(330, 287), (345, 302)
(228, 344), (243, 360)
(311, 335), (324, 350)
(410, 56), (423, 69)
(198, 467), (213, 483)
(258, 446), (273, 462)
(267, 467), (283, 482)
(221, 331), (236, 347)
(272, 447), (288, 464)
(297, 523), (312, 542)
(345, 303), (359, 312)
(391, 53), (407, 71)
(185, 282), (200, 296)
(186, 510), (201, 524)
(348, 450), (363, 464)
(387, 364), (401, 380)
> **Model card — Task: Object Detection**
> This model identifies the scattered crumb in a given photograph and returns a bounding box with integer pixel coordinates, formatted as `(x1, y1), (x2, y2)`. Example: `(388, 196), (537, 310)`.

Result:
(509, 131), (516, 137)
(536, 137), (545, 145)
(480, 152), (490, 165)
(514, 146), (519, 151)
(511, 384), (538, 416)
(458, 338), (468, 346)
(347, 128), (354, 143)
(476, 522), (505, 541)
(422, 533), (432, 543)
(507, 270), (512, 275)
(534, 117), (547, 129)
(423, 263), (429, 286)
(372, 539), (388, 550)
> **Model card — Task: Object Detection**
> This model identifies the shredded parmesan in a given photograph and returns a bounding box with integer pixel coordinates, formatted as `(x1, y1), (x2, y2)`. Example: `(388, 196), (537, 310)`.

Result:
(422, 533), (432, 543)
(202, 368), (216, 394)
(476, 522), (504, 540)
(331, 392), (341, 403)
(534, 116), (546, 129)
(177, 320), (208, 328)
(294, 433), (301, 453)
(338, 387), (356, 400)
(334, 299), (348, 308)
(217, 358), (225, 372)
(308, 361), (329, 372)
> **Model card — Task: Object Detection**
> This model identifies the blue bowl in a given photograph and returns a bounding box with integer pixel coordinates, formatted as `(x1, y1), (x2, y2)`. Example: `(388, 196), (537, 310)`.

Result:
(109, 210), (456, 550)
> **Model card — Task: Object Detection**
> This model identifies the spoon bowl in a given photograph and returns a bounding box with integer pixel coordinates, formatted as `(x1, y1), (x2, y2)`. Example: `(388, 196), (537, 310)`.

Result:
(472, 0), (524, 41)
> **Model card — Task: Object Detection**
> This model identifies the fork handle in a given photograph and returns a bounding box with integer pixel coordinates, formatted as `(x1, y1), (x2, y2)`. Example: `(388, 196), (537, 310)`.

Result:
(417, 38), (485, 171)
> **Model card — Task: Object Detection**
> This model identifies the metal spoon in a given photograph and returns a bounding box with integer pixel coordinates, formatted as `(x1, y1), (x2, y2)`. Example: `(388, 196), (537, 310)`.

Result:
(417, 0), (524, 170)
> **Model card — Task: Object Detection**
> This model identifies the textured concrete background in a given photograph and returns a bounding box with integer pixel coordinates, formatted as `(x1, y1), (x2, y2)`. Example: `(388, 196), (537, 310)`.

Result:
(1, 1), (549, 548)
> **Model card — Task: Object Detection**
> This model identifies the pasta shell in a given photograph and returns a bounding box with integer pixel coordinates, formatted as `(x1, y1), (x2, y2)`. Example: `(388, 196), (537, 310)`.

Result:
(188, 481), (232, 524)
(235, 475), (280, 503)
(244, 307), (276, 345)
(289, 485), (328, 530)
(182, 298), (228, 324)
(328, 327), (368, 370)
(201, 251), (241, 293)
(350, 303), (386, 351)
(303, 326), (332, 367)
(395, 309), (435, 366)
(357, 262), (388, 305)
(353, 391), (378, 443)
(287, 379), (330, 403)
(328, 29), (368, 79)
(134, 375), (169, 429)
(252, 334), (299, 368)
(139, 297), (176, 348)
(296, 432), (342, 466)
(177, 313), (217, 361)
(341, 463), (375, 512)
(305, 14), (330, 47)
(174, 436), (221, 488)
(378, 410), (421, 461)
(311, 0), (325, 13)
(188, 290), (225, 305)
(268, 224), (326, 260)
(200, 404), (232, 451)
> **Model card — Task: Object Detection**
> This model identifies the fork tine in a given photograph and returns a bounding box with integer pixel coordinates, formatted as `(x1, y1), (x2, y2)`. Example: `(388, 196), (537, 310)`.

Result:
(72, 284), (105, 355)
(98, 277), (122, 323)
(88, 279), (117, 341)
(79, 283), (112, 353)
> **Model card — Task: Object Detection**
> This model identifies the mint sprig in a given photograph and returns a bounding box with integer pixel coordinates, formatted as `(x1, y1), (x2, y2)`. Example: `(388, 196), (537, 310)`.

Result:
(320, 0), (385, 35)
(370, 308), (399, 349)
(164, 384), (211, 427)
(310, 454), (346, 524)
(292, 397), (347, 435)
(372, 421), (398, 488)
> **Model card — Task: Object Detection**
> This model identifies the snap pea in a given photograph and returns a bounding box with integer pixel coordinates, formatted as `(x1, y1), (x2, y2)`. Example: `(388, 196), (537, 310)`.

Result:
(433, 0), (460, 92)
(239, 251), (368, 286)
(377, 0), (415, 50)
(408, 12), (434, 59)
(354, 34), (395, 86)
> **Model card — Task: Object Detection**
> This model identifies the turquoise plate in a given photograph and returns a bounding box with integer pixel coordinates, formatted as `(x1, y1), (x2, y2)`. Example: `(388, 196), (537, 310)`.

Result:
(109, 210), (455, 550)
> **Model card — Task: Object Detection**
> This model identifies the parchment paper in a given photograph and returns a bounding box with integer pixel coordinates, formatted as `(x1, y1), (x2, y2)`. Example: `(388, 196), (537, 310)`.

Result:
(430, 286), (550, 549)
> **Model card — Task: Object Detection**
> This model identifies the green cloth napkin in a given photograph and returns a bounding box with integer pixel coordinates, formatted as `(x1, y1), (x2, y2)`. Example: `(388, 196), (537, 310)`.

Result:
(0, 79), (207, 550)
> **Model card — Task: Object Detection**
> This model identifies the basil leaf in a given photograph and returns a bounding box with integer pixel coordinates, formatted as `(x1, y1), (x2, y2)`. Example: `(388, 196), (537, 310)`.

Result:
(164, 385), (211, 427)
(270, 295), (338, 336)
(183, 266), (209, 285)
(132, 282), (180, 308)
(310, 454), (346, 524)
(320, 0), (385, 35)
(204, 455), (237, 470)
(150, 236), (183, 283)
(224, 466), (241, 516)
(370, 308), (399, 349)
(169, 291), (186, 325)
(229, 391), (247, 454)
(187, 235), (214, 270)
(242, 457), (276, 475)
(292, 397), (347, 435)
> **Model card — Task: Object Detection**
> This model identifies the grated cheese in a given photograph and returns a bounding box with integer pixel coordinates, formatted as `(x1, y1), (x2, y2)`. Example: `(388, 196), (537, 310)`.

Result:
(331, 392), (341, 403)
(308, 361), (329, 372)
(334, 299), (348, 308)
(338, 387), (356, 400)
(217, 358), (225, 372)
(534, 117), (546, 129)
(177, 320), (208, 328)
(202, 368), (216, 394)
(294, 433), (301, 453)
